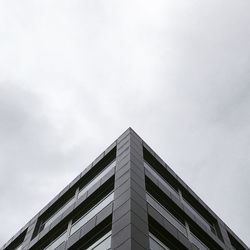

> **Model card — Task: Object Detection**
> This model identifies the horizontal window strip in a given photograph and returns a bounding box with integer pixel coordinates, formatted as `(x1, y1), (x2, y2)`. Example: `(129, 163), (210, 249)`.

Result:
(146, 193), (187, 236)
(149, 233), (170, 250)
(86, 231), (111, 250)
(144, 162), (179, 199)
(43, 230), (67, 250)
(78, 160), (116, 199)
(189, 232), (209, 250)
(182, 198), (215, 234)
(70, 192), (114, 235)
(41, 196), (75, 231)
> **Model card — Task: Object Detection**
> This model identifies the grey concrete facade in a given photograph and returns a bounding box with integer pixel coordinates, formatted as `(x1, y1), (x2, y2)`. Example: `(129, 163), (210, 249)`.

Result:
(111, 128), (149, 250)
(1, 128), (249, 250)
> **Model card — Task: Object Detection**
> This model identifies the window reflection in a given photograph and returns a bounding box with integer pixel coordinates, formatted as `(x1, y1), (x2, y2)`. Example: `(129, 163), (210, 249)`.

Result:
(40, 196), (75, 232)
(182, 198), (215, 234)
(189, 233), (209, 250)
(149, 233), (170, 250)
(78, 161), (116, 199)
(43, 230), (67, 250)
(146, 193), (187, 236)
(144, 162), (218, 238)
(38, 160), (115, 234)
(144, 162), (179, 199)
(14, 245), (23, 250)
(86, 231), (111, 250)
(70, 192), (114, 235)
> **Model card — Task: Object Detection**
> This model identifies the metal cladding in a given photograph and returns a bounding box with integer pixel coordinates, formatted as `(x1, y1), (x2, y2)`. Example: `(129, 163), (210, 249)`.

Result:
(1, 128), (249, 250)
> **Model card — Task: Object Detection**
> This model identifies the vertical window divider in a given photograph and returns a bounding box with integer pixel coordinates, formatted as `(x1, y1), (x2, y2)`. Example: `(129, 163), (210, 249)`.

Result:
(75, 187), (80, 200)
(66, 219), (73, 241)
(178, 189), (183, 202)
(185, 221), (191, 241)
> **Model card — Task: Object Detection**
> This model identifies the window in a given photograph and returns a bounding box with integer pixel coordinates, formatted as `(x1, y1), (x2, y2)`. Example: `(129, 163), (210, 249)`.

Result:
(32, 148), (116, 239)
(149, 233), (170, 250)
(228, 231), (246, 250)
(144, 162), (179, 199)
(149, 217), (190, 250)
(188, 221), (224, 250)
(143, 147), (179, 193)
(86, 231), (111, 250)
(43, 230), (67, 250)
(146, 193), (187, 236)
(78, 161), (116, 199)
(40, 196), (75, 232)
(144, 149), (221, 240)
(14, 245), (23, 250)
(4, 230), (27, 250)
(145, 160), (217, 237)
(70, 192), (114, 235)
(182, 198), (215, 234)
(189, 232), (209, 250)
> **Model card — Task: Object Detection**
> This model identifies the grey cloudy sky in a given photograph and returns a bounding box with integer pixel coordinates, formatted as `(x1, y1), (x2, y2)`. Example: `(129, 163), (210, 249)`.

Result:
(0, 0), (250, 247)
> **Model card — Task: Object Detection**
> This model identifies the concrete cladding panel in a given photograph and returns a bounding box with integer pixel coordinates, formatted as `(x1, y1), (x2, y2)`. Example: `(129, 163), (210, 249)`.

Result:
(111, 129), (149, 250)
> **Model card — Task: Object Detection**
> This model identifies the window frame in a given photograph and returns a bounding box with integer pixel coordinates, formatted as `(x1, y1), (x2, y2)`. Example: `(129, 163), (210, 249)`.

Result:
(43, 230), (67, 250)
(86, 231), (111, 250)
(78, 160), (116, 199)
(149, 232), (170, 250)
(70, 191), (114, 236)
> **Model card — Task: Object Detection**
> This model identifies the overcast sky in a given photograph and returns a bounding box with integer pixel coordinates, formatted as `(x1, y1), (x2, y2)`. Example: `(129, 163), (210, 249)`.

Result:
(0, 0), (250, 247)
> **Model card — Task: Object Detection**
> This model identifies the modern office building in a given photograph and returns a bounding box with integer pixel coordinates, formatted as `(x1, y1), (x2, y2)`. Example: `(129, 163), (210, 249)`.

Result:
(1, 128), (249, 250)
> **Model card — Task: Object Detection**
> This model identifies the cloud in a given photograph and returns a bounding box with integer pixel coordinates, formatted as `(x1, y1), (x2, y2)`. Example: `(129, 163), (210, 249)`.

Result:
(0, 84), (86, 243)
(0, 0), (250, 246)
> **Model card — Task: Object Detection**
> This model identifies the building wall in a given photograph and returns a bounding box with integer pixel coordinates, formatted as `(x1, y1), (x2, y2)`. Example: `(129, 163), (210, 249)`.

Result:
(1, 128), (249, 250)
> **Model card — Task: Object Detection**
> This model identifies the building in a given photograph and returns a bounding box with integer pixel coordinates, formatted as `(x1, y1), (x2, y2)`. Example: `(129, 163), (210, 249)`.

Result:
(1, 128), (249, 250)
